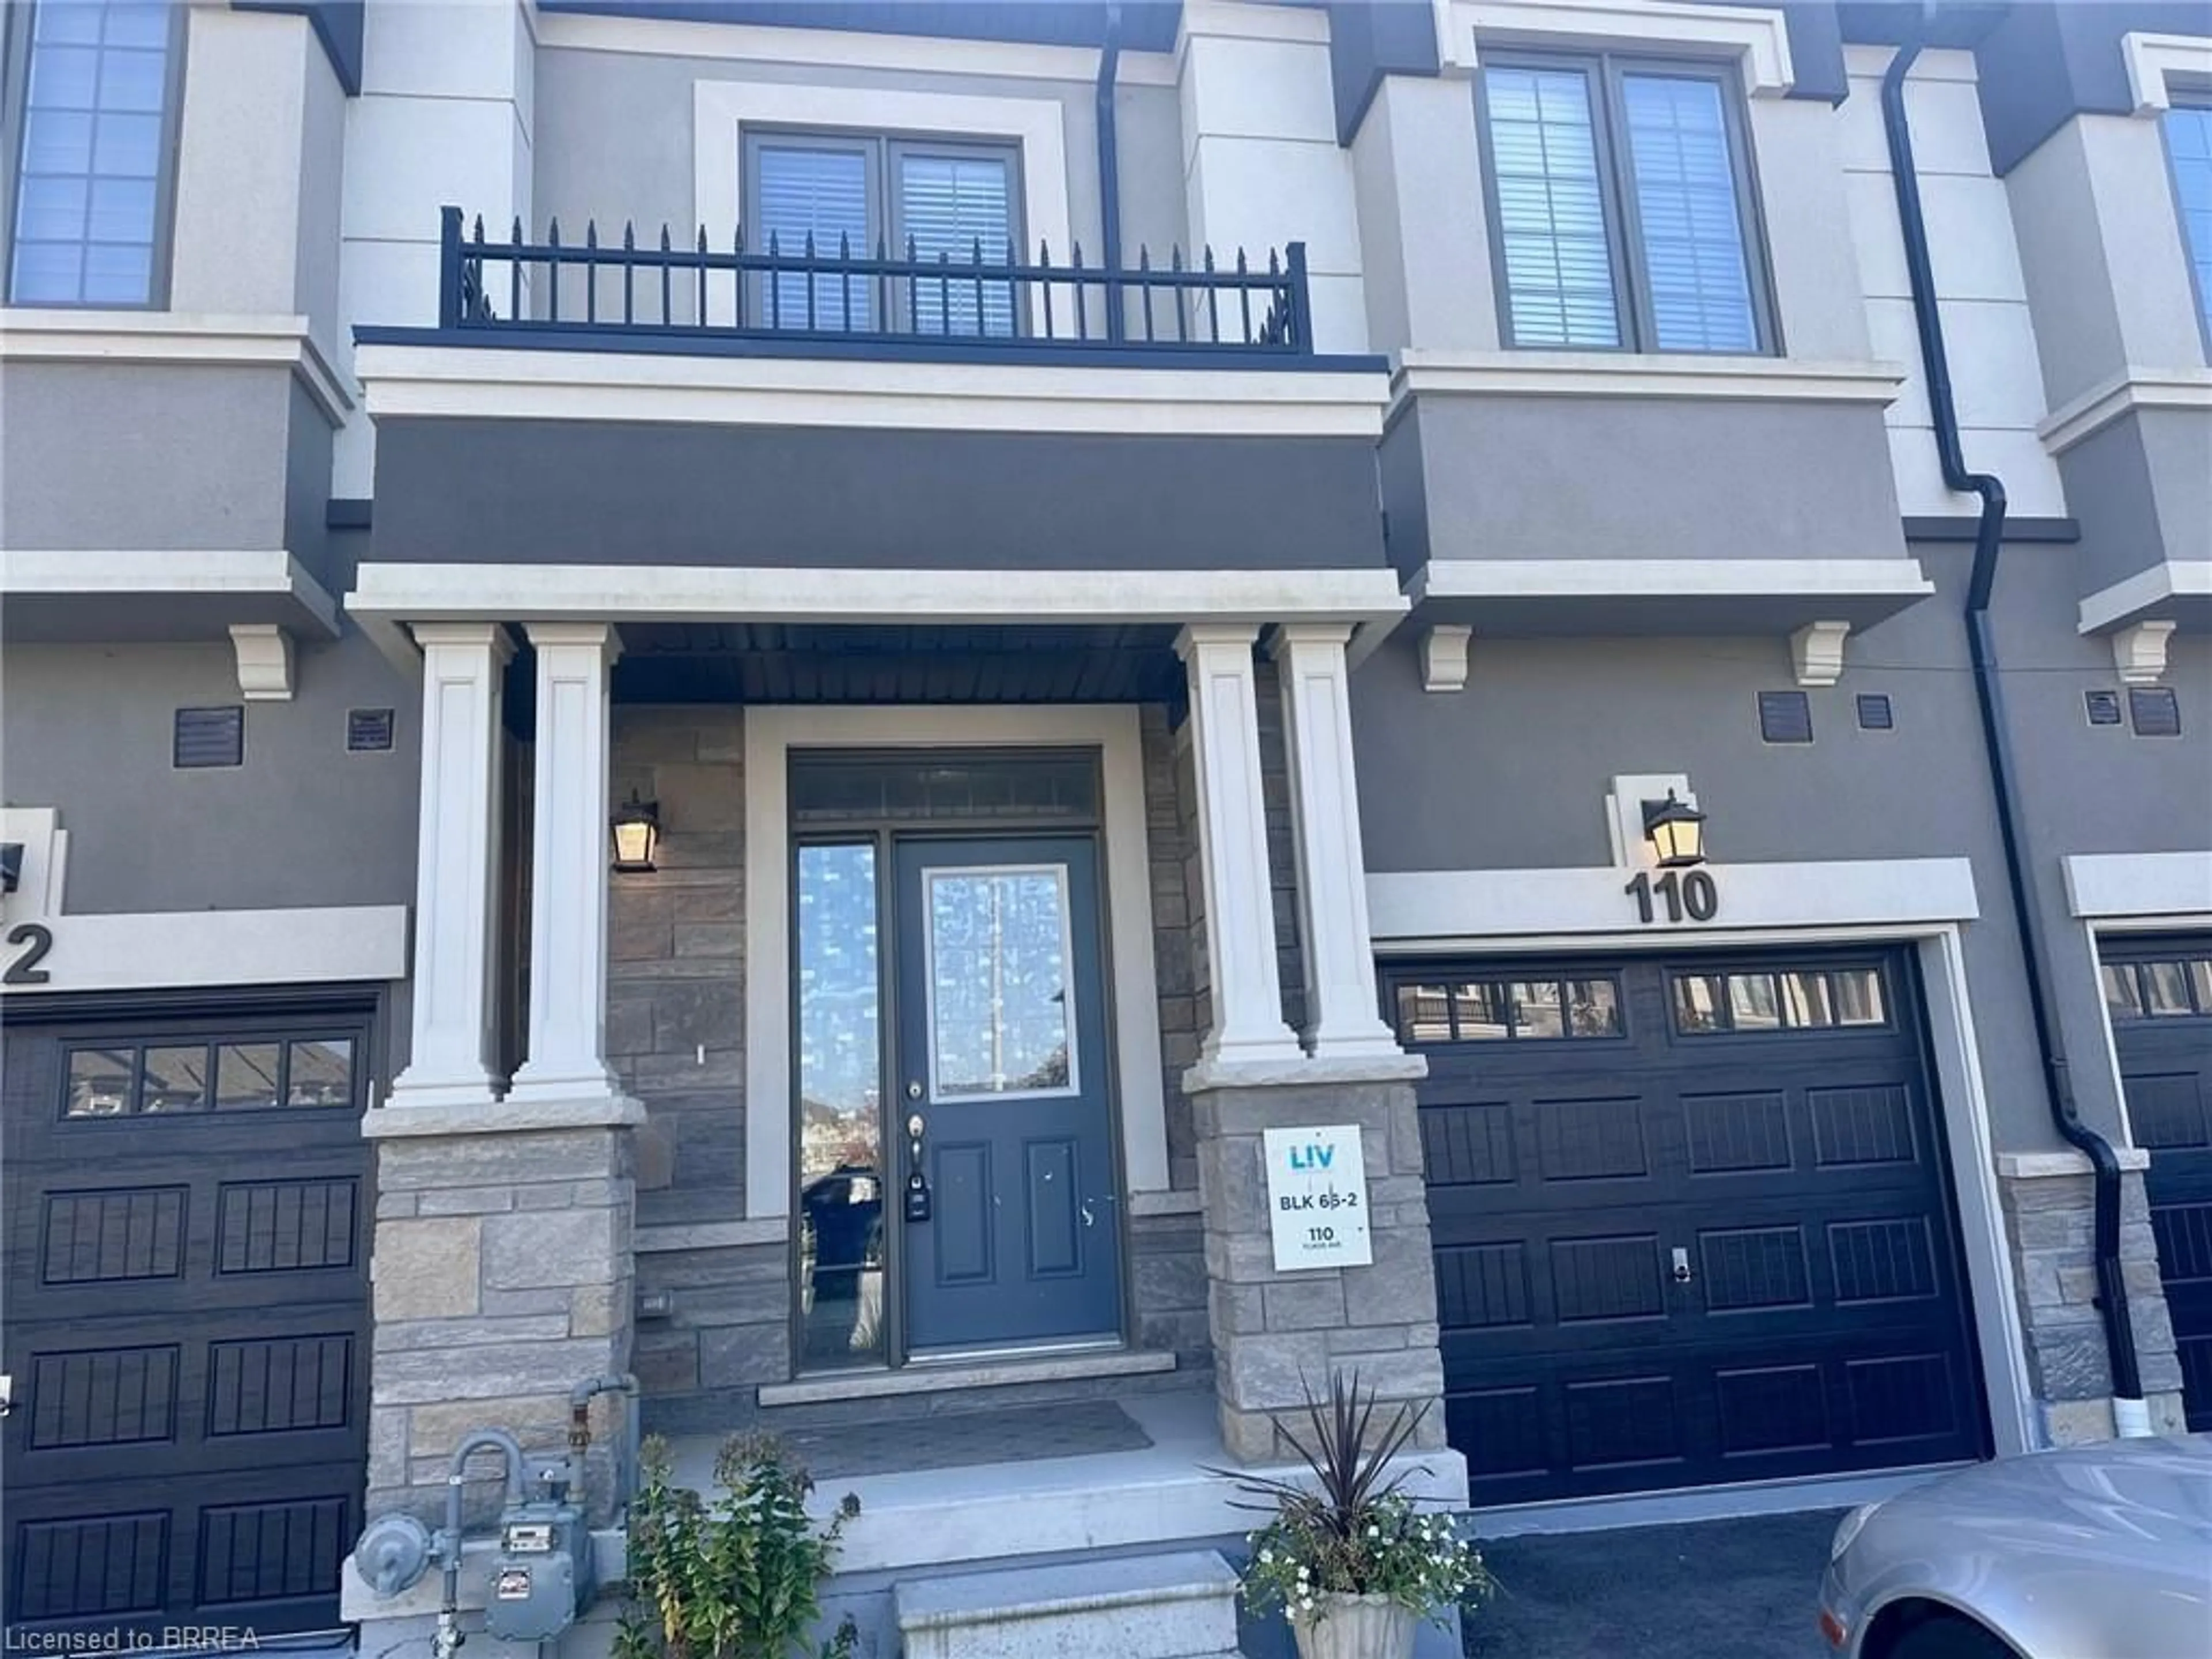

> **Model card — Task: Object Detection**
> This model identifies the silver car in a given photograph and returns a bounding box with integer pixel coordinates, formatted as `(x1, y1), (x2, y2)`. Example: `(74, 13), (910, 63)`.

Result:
(1818, 1435), (2212, 1658)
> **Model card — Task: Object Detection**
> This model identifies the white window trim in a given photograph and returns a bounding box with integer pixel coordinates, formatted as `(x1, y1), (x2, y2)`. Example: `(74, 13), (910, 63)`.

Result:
(744, 705), (1168, 1220)
(1441, 0), (1795, 97)
(694, 80), (1071, 268)
(2122, 31), (2212, 115)
(1369, 895), (2033, 1460)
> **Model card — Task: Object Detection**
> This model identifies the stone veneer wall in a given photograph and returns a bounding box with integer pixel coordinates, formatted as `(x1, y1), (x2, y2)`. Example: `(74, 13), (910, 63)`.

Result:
(605, 707), (791, 1422)
(608, 703), (1225, 1420)
(368, 1125), (636, 1525)
(1998, 1160), (2186, 1438)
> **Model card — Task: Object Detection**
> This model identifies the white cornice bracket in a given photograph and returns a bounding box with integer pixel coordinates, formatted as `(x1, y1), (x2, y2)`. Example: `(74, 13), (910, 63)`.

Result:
(229, 623), (296, 700)
(1420, 624), (1474, 692)
(1790, 620), (1850, 688)
(2111, 619), (2177, 685)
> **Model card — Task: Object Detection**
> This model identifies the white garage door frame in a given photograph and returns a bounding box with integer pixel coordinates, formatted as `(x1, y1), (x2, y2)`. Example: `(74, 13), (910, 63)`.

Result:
(1367, 857), (2035, 1464)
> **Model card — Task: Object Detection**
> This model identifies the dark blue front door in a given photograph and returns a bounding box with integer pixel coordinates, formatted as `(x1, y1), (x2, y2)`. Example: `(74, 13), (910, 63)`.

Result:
(894, 834), (1123, 1351)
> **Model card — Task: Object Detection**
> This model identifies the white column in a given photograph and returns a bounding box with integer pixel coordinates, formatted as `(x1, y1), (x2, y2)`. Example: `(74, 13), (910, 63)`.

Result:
(1270, 624), (1404, 1061)
(509, 623), (624, 1105)
(1177, 624), (1304, 1071)
(387, 622), (512, 1109)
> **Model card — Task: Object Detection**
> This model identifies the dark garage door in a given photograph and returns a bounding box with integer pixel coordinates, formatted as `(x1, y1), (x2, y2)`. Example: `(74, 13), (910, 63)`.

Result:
(2100, 935), (2212, 1430)
(2, 1001), (373, 1640)
(1391, 949), (1986, 1504)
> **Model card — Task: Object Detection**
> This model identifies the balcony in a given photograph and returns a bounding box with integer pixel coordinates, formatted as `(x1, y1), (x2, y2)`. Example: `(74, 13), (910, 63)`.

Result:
(353, 207), (1335, 366)
(347, 211), (1394, 589)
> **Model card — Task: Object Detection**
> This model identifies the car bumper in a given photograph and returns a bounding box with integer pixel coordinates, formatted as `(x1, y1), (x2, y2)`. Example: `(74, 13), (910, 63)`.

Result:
(1819, 1562), (1863, 1656)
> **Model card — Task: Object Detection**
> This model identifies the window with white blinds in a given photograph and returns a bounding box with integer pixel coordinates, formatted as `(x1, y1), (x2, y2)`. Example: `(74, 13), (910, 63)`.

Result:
(2164, 97), (2212, 349)
(745, 131), (1020, 336)
(1479, 52), (1770, 355)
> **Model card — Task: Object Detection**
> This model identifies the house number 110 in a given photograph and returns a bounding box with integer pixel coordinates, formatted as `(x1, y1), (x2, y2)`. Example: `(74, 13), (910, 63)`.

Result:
(1625, 869), (1719, 925)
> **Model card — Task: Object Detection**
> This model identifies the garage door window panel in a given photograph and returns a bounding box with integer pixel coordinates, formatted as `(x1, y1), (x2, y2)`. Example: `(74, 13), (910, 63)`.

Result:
(1672, 965), (1890, 1036)
(1395, 974), (1623, 1045)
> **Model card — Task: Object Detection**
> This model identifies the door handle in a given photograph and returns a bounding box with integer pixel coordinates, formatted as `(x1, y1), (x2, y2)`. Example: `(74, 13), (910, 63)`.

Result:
(1671, 1246), (1693, 1285)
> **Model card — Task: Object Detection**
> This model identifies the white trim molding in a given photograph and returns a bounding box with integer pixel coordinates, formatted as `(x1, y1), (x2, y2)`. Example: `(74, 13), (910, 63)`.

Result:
(744, 705), (1169, 1219)
(1441, 0), (1796, 96)
(0, 905), (408, 996)
(2037, 368), (2212, 456)
(0, 550), (341, 637)
(2063, 851), (2212, 923)
(1367, 855), (1979, 944)
(2110, 619), (2177, 685)
(349, 562), (1412, 629)
(1366, 897), (2033, 1461)
(695, 80), (1071, 268)
(1409, 558), (1934, 635)
(0, 309), (355, 426)
(1790, 620), (1851, 688)
(2122, 31), (2212, 115)
(228, 624), (296, 700)
(2077, 559), (2212, 635)
(1392, 350), (1904, 407)
(1419, 624), (1473, 693)
(351, 342), (1388, 438)
(541, 8), (1179, 85)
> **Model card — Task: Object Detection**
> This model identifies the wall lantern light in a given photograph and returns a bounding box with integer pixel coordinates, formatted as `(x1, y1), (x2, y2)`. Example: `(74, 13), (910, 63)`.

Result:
(610, 792), (660, 873)
(1641, 790), (1707, 868)
(0, 843), (22, 895)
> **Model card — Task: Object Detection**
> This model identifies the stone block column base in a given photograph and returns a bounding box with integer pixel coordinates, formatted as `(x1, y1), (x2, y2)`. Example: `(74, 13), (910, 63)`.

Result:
(365, 1108), (639, 1527)
(1996, 1155), (2183, 1441)
(1191, 1076), (1447, 1465)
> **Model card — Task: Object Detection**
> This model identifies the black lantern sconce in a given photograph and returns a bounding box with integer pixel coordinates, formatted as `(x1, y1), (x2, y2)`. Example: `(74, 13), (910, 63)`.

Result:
(609, 791), (661, 873)
(1641, 790), (1707, 868)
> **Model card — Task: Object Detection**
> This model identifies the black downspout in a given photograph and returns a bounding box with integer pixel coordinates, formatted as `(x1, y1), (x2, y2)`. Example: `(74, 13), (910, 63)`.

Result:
(1880, 36), (2147, 1428)
(1097, 3), (1125, 343)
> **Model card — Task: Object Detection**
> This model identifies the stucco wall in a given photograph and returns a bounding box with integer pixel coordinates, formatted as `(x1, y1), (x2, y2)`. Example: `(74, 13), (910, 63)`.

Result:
(0, 632), (420, 915)
(1348, 539), (2210, 1155)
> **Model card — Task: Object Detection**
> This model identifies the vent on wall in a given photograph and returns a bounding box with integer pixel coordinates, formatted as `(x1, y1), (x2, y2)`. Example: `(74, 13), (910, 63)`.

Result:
(1758, 691), (1813, 744)
(2129, 687), (2182, 737)
(173, 707), (244, 769)
(2085, 690), (2124, 727)
(1855, 694), (1893, 732)
(347, 709), (396, 752)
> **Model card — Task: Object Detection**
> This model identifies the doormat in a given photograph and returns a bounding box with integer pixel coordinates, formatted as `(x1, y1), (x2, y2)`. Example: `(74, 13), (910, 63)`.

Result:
(779, 1399), (1153, 1479)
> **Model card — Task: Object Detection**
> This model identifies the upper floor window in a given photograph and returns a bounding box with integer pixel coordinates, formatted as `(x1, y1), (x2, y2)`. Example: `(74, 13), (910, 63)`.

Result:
(744, 130), (1020, 336)
(3, 0), (181, 306)
(1476, 51), (1772, 354)
(2162, 92), (2212, 349)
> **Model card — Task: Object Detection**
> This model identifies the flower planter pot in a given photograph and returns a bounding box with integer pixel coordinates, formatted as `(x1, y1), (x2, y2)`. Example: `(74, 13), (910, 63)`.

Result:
(1289, 1593), (1419, 1659)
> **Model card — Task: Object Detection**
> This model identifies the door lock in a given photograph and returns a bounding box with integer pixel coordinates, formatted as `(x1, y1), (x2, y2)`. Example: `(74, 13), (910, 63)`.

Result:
(1671, 1246), (1694, 1285)
(907, 1113), (926, 1142)
(907, 1081), (923, 1100)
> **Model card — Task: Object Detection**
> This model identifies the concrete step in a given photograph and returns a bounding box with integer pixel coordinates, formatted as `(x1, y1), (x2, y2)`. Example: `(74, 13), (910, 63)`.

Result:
(893, 1548), (1243, 1659)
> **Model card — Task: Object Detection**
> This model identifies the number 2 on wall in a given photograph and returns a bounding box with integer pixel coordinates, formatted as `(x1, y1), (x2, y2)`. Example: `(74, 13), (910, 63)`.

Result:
(3, 923), (54, 985)
(1626, 869), (1718, 926)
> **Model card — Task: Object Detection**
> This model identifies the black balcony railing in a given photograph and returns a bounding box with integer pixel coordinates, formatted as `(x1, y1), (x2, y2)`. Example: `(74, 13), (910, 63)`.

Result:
(434, 206), (1316, 359)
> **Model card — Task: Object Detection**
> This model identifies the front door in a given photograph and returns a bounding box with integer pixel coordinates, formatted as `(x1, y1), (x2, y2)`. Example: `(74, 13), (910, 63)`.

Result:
(893, 835), (1123, 1351)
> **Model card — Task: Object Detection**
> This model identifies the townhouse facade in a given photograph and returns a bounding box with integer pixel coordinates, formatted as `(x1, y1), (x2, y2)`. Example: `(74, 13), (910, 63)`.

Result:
(1, 1), (2207, 1653)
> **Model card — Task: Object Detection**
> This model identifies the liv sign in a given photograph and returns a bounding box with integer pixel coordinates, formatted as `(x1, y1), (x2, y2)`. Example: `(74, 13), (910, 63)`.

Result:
(1262, 1124), (1373, 1271)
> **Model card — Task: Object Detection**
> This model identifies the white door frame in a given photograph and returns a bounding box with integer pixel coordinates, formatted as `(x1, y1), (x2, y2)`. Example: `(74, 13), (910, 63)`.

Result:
(1367, 863), (2037, 1463)
(2063, 850), (2212, 1150)
(742, 705), (1168, 1221)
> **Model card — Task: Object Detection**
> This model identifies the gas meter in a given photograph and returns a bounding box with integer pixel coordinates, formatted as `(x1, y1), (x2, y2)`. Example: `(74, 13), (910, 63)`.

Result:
(484, 1486), (595, 1645)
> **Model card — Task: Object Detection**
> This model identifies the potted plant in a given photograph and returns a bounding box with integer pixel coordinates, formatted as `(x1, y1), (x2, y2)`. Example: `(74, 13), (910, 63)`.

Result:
(615, 1431), (862, 1659)
(1222, 1373), (1494, 1659)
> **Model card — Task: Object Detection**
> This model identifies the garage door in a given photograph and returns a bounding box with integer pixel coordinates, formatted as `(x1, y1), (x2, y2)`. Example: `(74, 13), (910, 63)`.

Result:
(1391, 949), (1986, 1504)
(2100, 935), (2212, 1431)
(2, 1001), (374, 1641)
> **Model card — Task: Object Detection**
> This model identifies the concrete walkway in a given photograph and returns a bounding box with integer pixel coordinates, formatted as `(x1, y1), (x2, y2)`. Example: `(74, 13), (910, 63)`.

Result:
(1461, 1509), (1846, 1659)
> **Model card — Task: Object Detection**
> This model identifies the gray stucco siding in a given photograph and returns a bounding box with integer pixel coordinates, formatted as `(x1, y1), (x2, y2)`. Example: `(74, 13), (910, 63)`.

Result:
(1392, 392), (1911, 566)
(2058, 408), (2212, 603)
(531, 45), (1185, 267)
(1, 364), (309, 556)
(369, 418), (1391, 570)
(1346, 537), (2205, 1153)
(0, 632), (420, 915)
